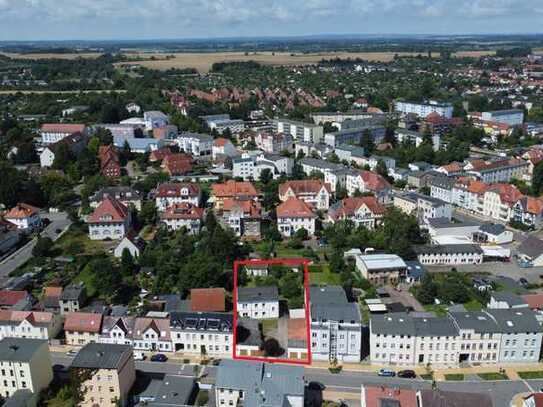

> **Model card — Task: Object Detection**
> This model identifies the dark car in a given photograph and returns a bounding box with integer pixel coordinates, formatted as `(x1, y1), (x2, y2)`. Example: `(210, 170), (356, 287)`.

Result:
(307, 381), (325, 391)
(520, 278), (529, 287)
(150, 353), (168, 362)
(397, 370), (416, 378)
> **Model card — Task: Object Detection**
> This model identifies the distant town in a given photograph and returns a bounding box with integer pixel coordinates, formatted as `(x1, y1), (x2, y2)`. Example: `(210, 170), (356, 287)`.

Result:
(0, 38), (543, 407)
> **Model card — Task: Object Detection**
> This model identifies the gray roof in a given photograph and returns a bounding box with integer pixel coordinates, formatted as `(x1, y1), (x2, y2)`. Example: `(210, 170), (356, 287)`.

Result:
(449, 311), (500, 334)
(414, 244), (483, 255)
(486, 308), (543, 334)
(215, 360), (304, 407)
(518, 236), (543, 259)
(170, 311), (232, 332)
(427, 218), (480, 229)
(238, 286), (278, 302)
(429, 176), (456, 189)
(71, 343), (132, 370)
(491, 292), (526, 307)
(59, 283), (85, 301)
(480, 223), (506, 236)
(90, 186), (142, 203)
(398, 192), (448, 207)
(299, 157), (345, 171)
(147, 375), (196, 407)
(0, 338), (46, 362)
(370, 313), (457, 337)
(311, 303), (361, 324)
(420, 389), (493, 407)
(309, 285), (348, 305)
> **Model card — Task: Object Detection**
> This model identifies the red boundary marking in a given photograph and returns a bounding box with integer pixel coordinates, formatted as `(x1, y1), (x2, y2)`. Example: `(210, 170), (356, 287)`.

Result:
(233, 258), (312, 365)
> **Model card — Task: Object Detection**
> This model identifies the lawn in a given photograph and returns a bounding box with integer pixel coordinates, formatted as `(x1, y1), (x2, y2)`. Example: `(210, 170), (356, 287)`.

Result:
(423, 304), (448, 317)
(309, 264), (342, 285)
(518, 371), (543, 379)
(261, 319), (278, 336)
(54, 227), (103, 257)
(74, 265), (97, 298)
(444, 374), (464, 381)
(477, 372), (509, 380)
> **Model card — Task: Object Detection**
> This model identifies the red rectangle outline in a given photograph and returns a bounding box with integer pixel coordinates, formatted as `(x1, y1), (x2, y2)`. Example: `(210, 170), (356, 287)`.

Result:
(233, 258), (312, 365)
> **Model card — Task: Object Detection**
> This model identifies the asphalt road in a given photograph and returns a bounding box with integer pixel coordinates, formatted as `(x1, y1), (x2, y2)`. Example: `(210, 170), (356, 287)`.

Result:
(52, 352), (540, 407)
(0, 211), (71, 282)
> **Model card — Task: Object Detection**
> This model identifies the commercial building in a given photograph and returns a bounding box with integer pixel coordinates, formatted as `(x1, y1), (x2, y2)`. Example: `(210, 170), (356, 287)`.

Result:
(414, 244), (484, 265)
(39, 123), (87, 144)
(176, 132), (213, 158)
(354, 253), (407, 285)
(481, 109), (524, 126)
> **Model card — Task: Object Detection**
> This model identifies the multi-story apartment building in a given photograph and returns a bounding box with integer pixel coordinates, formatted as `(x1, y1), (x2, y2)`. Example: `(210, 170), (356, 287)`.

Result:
(211, 180), (260, 210)
(219, 198), (262, 240)
(0, 311), (62, 341)
(276, 197), (317, 237)
(481, 109), (524, 126)
(170, 311), (232, 356)
(298, 157), (345, 179)
(176, 132), (213, 158)
(310, 110), (375, 125)
(278, 180), (332, 210)
(345, 170), (392, 204)
(394, 100), (453, 119)
(0, 338), (52, 400)
(255, 132), (294, 154)
(39, 123), (86, 144)
(395, 128), (441, 151)
(87, 198), (130, 241)
(310, 286), (362, 362)
(71, 343), (135, 407)
(414, 244), (484, 265)
(324, 125), (385, 147)
(327, 196), (386, 230)
(64, 312), (103, 346)
(464, 158), (529, 184)
(202, 114), (245, 135)
(215, 360), (304, 407)
(160, 203), (204, 234)
(237, 286), (279, 319)
(274, 119), (324, 143)
(334, 144), (366, 166)
(232, 154), (293, 180)
(429, 176), (456, 203)
(370, 308), (543, 367)
(394, 192), (453, 224)
(154, 182), (202, 212)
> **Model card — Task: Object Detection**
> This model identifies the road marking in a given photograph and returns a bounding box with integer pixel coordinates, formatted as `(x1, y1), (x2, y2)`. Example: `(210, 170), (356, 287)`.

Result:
(523, 379), (534, 393)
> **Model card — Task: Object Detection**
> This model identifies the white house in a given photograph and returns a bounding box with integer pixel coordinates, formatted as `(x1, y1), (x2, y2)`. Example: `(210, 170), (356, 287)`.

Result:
(278, 180), (331, 210)
(86, 198), (130, 241)
(4, 203), (41, 232)
(154, 183), (201, 212)
(394, 100), (453, 118)
(237, 286), (279, 319)
(39, 123), (86, 144)
(212, 137), (238, 160)
(276, 197), (317, 237)
(160, 203), (204, 234)
(176, 132), (213, 158)
(0, 311), (62, 341)
(114, 234), (145, 258)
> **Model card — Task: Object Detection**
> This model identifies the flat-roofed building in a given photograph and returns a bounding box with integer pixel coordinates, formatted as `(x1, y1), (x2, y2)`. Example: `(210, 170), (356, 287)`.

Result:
(354, 253), (407, 285)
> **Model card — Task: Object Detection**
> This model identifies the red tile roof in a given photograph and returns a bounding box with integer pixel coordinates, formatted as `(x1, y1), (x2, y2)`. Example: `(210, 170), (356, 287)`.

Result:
(5, 203), (39, 219)
(363, 386), (418, 407)
(359, 170), (391, 192)
(522, 294), (543, 310)
(161, 203), (204, 220)
(155, 183), (201, 198)
(64, 312), (103, 333)
(526, 197), (543, 215)
(87, 197), (129, 224)
(212, 180), (259, 198)
(190, 288), (226, 312)
(0, 290), (28, 307)
(487, 183), (524, 205)
(134, 317), (170, 340)
(162, 153), (193, 175)
(329, 196), (386, 221)
(43, 287), (63, 298)
(41, 123), (86, 134)
(149, 147), (172, 162)
(222, 198), (262, 218)
(277, 197), (316, 218)
(288, 318), (307, 342)
(9, 311), (55, 325)
(213, 138), (230, 147)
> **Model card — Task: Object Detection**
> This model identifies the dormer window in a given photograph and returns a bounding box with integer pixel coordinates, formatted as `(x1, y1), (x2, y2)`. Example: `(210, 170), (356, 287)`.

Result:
(100, 215), (113, 221)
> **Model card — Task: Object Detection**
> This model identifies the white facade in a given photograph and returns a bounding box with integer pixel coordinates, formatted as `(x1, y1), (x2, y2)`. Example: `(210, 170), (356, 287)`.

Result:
(395, 129), (441, 151)
(274, 119), (324, 143)
(5, 213), (41, 232)
(176, 133), (213, 157)
(39, 147), (56, 168)
(394, 100), (453, 119)
(88, 221), (128, 241)
(415, 245), (484, 265)
(481, 110), (524, 126)
(277, 215), (316, 237)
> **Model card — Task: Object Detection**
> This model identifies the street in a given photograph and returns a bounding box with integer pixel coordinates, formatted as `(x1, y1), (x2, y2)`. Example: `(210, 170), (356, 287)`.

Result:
(0, 211), (71, 283)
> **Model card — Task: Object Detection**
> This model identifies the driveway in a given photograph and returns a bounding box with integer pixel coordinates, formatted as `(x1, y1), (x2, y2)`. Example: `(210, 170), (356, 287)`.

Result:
(0, 211), (71, 284)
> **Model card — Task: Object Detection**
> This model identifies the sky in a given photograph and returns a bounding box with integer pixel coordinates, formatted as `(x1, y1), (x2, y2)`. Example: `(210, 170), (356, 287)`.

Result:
(0, 0), (542, 41)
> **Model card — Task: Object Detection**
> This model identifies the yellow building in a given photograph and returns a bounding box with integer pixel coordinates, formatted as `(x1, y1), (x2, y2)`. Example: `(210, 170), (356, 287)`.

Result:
(71, 343), (135, 407)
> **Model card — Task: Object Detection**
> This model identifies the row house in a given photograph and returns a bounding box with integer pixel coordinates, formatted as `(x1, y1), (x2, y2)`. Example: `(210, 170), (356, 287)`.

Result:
(255, 132), (294, 154)
(450, 178), (488, 213)
(414, 244), (484, 265)
(298, 157), (345, 179)
(99, 145), (121, 179)
(87, 198), (131, 241)
(429, 176), (456, 203)
(236, 286), (279, 320)
(512, 197), (543, 228)
(295, 141), (330, 159)
(133, 317), (172, 352)
(464, 158), (529, 184)
(154, 183), (201, 212)
(370, 308), (542, 367)
(278, 180), (331, 210)
(99, 316), (135, 346)
(64, 312), (103, 346)
(482, 183), (523, 223)
(4, 203), (41, 232)
(276, 197), (317, 237)
(219, 198), (262, 240)
(39, 123), (87, 144)
(345, 170), (392, 204)
(161, 153), (193, 176)
(160, 203), (204, 234)
(0, 290), (32, 310)
(522, 148), (543, 184)
(327, 196), (386, 230)
(210, 180), (259, 210)
(0, 310), (62, 340)
(273, 118), (324, 143)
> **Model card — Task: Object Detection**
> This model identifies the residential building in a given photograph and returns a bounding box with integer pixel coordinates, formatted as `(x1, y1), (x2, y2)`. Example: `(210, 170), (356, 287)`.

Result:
(327, 196), (385, 230)
(512, 196), (543, 229)
(161, 153), (193, 176)
(64, 312), (103, 346)
(0, 311), (62, 341)
(232, 154), (293, 181)
(71, 342), (135, 407)
(429, 176), (456, 203)
(114, 234), (145, 258)
(98, 316), (135, 346)
(481, 109), (524, 126)
(274, 118), (324, 143)
(90, 187), (142, 211)
(0, 338), (52, 400)
(176, 132), (213, 158)
(39, 123), (86, 144)
(215, 360), (304, 407)
(518, 236), (543, 267)
(202, 114), (244, 135)
(324, 125), (385, 147)
(99, 145), (121, 179)
(415, 244), (484, 265)
(154, 183), (201, 211)
(278, 180), (331, 210)
(394, 100), (453, 118)
(488, 292), (528, 310)
(310, 286), (362, 362)
(160, 203), (204, 234)
(345, 170), (392, 204)
(255, 132), (294, 154)
(144, 111), (169, 130)
(310, 110), (375, 124)
(354, 253), (408, 285)
(237, 286), (279, 319)
(452, 177), (488, 213)
(361, 386), (418, 407)
(464, 158), (529, 184)
(219, 198), (262, 239)
(170, 311), (232, 356)
(132, 316), (172, 352)
(298, 157), (345, 179)
(395, 128), (441, 151)
(87, 198), (130, 241)
(211, 180), (259, 210)
(482, 183), (524, 222)
(59, 283), (86, 314)
(4, 204), (40, 232)
(212, 138), (238, 160)
(276, 197), (317, 237)
(334, 144), (366, 166)
(112, 136), (162, 153)
(39, 131), (88, 168)
(93, 124), (139, 140)
(393, 192), (452, 224)
(0, 291), (32, 311)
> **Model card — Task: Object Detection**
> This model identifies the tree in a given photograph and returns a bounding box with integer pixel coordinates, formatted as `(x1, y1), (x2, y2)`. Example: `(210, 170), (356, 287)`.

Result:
(121, 248), (135, 276)
(359, 129), (375, 155)
(532, 161), (543, 195)
(259, 168), (273, 185)
(260, 338), (283, 357)
(140, 201), (157, 225)
(417, 274), (437, 305)
(375, 159), (388, 179)
(0, 161), (25, 207)
(52, 143), (74, 170)
(32, 237), (53, 258)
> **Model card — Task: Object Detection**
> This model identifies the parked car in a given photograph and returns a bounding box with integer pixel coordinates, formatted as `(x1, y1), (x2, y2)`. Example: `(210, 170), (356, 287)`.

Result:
(397, 370), (416, 378)
(520, 278), (529, 287)
(66, 349), (78, 357)
(150, 353), (168, 362)
(378, 368), (396, 377)
(134, 352), (146, 361)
